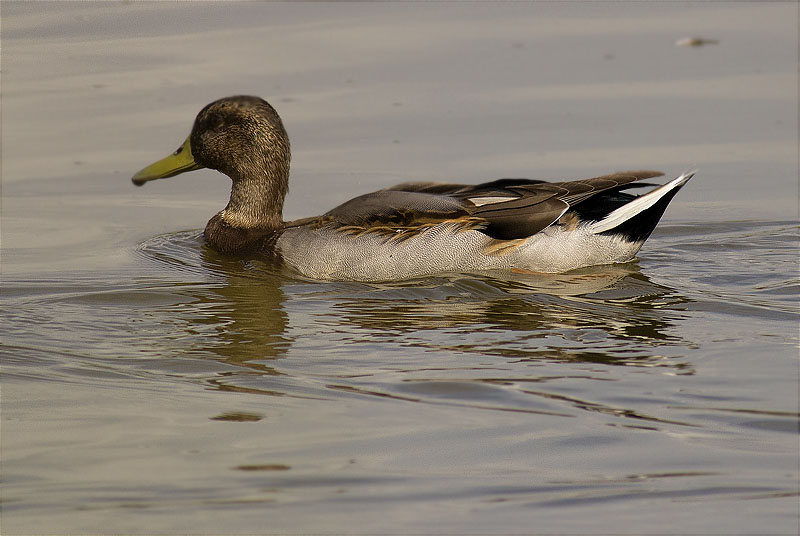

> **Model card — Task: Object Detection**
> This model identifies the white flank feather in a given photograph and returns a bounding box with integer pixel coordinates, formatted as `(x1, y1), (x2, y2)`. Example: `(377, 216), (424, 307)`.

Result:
(586, 170), (696, 234)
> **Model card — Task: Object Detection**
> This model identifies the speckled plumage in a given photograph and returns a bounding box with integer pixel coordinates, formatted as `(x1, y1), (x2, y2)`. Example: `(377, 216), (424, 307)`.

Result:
(276, 221), (644, 281)
(132, 95), (694, 281)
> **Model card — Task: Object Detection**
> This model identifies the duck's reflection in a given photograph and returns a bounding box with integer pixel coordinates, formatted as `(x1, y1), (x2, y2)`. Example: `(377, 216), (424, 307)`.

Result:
(144, 230), (694, 391)
(323, 263), (693, 369)
(138, 233), (696, 425)
(191, 248), (290, 373)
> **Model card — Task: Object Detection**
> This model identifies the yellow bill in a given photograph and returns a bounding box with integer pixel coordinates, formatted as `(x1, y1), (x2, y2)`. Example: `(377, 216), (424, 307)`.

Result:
(131, 136), (204, 186)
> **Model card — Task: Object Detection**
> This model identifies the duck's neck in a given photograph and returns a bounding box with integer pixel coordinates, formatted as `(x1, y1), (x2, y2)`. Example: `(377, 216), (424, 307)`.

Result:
(205, 161), (290, 254)
(224, 172), (287, 230)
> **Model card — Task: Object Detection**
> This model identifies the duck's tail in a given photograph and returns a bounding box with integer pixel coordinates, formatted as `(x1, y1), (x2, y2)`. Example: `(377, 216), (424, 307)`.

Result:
(585, 170), (695, 242)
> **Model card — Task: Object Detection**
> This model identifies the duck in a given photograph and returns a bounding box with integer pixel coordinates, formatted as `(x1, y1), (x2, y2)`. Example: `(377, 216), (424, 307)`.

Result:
(132, 95), (694, 281)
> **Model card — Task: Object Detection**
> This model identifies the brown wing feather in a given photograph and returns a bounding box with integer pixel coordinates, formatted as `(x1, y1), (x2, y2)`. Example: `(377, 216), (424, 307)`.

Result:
(546, 170), (664, 205)
(384, 181), (471, 195)
(321, 190), (469, 228)
(286, 170), (665, 241)
(472, 196), (570, 240)
(462, 170), (665, 240)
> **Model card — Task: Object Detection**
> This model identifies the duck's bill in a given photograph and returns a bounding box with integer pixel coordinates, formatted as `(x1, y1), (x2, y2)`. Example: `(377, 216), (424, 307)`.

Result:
(131, 136), (204, 186)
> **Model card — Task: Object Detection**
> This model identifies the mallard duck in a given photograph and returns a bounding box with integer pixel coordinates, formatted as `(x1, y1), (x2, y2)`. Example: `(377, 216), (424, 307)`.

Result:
(132, 95), (694, 281)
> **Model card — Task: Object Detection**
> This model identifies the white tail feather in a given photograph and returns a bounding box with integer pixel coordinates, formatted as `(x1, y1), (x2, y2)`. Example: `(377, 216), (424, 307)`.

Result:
(586, 170), (696, 234)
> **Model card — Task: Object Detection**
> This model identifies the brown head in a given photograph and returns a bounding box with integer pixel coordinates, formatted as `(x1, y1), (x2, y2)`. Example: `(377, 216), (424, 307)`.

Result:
(132, 96), (292, 253)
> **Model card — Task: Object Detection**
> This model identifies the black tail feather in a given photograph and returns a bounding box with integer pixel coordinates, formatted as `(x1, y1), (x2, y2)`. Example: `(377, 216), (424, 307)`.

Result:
(599, 185), (685, 242)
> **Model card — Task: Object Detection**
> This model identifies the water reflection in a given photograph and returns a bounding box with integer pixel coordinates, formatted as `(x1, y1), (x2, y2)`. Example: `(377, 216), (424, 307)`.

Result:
(320, 265), (693, 368)
(132, 231), (291, 389)
(139, 232), (696, 368)
(133, 231), (698, 413)
(196, 248), (290, 367)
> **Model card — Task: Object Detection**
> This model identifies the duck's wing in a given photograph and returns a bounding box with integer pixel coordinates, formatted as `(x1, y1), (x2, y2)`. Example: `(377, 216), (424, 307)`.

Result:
(317, 190), (474, 233)
(291, 170), (665, 240)
(383, 178), (549, 195)
(459, 170), (665, 239)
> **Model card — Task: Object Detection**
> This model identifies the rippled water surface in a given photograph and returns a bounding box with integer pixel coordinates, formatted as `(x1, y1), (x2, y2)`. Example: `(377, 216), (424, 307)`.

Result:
(2, 3), (798, 534)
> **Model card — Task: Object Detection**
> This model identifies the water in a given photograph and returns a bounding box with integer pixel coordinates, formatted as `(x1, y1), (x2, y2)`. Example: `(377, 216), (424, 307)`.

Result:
(2, 2), (798, 534)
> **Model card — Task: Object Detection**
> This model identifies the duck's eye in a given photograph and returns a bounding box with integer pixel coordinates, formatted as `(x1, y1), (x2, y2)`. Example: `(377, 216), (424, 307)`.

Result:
(209, 115), (225, 131)
(199, 114), (226, 133)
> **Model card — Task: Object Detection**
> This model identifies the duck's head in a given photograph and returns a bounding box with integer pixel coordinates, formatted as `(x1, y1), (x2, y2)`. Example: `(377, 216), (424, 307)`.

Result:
(133, 95), (290, 186)
(132, 96), (292, 235)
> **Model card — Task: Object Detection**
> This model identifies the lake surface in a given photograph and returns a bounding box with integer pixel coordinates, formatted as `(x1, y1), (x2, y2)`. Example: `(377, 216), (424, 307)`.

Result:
(2, 2), (798, 534)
